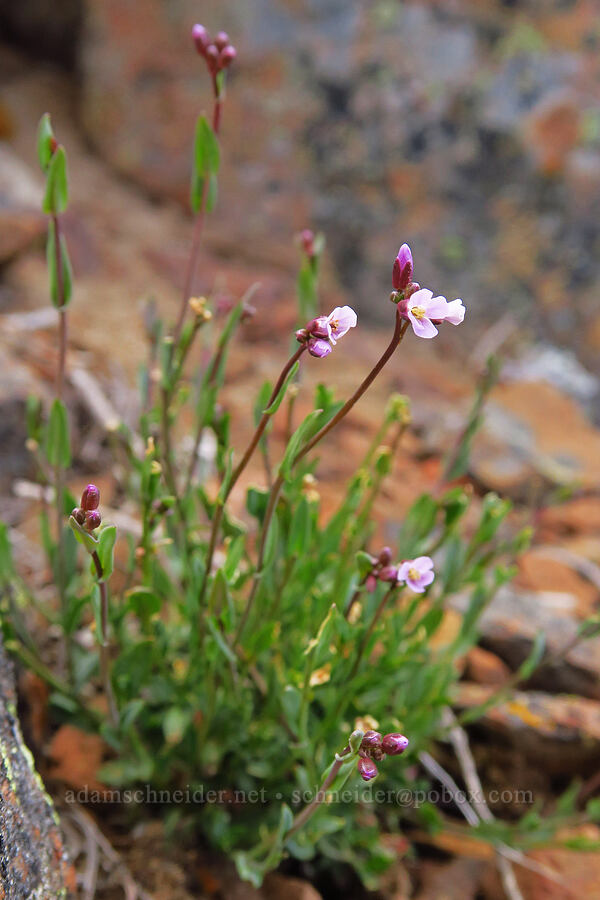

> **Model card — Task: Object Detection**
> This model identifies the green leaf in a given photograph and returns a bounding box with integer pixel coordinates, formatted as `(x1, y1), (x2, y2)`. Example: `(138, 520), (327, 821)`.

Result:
(97, 525), (117, 581)
(25, 395), (43, 443)
(205, 172), (218, 213)
(223, 535), (245, 580)
(0, 523), (15, 583)
(42, 145), (68, 214)
(126, 587), (161, 622)
(472, 493), (512, 545)
(264, 361), (300, 416)
(206, 616), (237, 664)
(46, 220), (73, 307)
(516, 631), (545, 681)
(289, 497), (311, 555)
(280, 409), (323, 480)
(399, 494), (438, 555)
(194, 115), (220, 175)
(190, 116), (220, 214)
(355, 550), (374, 579)
(281, 685), (301, 730)
(246, 486), (269, 523)
(45, 399), (71, 467)
(163, 707), (192, 745)
(37, 113), (55, 172)
(262, 509), (280, 570)
(208, 567), (229, 616)
(68, 516), (98, 557)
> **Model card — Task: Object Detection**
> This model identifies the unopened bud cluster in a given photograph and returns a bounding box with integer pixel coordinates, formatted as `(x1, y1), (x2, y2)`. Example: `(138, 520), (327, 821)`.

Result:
(189, 296), (213, 323)
(192, 24), (237, 76)
(357, 729), (409, 781)
(71, 484), (101, 533)
(389, 243), (420, 305)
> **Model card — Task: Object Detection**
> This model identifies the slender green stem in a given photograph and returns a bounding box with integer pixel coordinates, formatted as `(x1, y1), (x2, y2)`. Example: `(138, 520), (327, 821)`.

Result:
(91, 551), (119, 728)
(349, 584), (398, 679)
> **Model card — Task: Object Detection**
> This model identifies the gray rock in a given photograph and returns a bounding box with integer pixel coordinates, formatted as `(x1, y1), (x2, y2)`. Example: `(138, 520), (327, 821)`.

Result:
(0, 637), (71, 898)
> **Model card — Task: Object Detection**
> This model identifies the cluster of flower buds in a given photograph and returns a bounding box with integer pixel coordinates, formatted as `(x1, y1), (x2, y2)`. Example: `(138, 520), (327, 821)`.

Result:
(189, 296), (213, 324)
(295, 305), (358, 358)
(192, 24), (237, 76)
(390, 243), (465, 340)
(357, 730), (409, 781)
(300, 229), (316, 258)
(71, 484), (101, 533)
(365, 547), (435, 595)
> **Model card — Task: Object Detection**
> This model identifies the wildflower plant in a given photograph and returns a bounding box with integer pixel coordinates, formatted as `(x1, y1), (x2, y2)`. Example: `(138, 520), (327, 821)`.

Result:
(3, 22), (599, 893)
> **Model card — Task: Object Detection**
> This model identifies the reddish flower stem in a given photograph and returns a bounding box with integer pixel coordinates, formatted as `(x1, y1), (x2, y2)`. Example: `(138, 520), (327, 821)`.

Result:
(236, 309), (409, 643)
(284, 744), (351, 840)
(172, 86), (223, 348)
(52, 213), (68, 619)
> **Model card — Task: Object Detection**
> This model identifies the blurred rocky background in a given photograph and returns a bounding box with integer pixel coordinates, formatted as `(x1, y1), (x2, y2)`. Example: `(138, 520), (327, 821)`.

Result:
(1, 0), (599, 365)
(2, 1), (600, 897)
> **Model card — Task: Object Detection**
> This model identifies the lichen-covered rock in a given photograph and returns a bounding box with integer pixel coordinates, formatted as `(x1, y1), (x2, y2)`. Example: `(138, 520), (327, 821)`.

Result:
(0, 638), (72, 898)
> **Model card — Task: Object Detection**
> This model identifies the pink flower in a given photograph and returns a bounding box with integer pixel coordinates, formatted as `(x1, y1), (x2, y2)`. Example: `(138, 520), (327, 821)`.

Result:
(303, 305), (357, 358)
(307, 338), (333, 358)
(327, 306), (358, 343)
(403, 289), (465, 339)
(397, 556), (434, 593)
(392, 243), (413, 291)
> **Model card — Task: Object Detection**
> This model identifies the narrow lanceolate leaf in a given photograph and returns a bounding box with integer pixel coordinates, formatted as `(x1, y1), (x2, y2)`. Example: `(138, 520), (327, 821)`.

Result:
(279, 409), (323, 480)
(37, 113), (55, 172)
(0, 522), (15, 582)
(190, 115), (220, 214)
(97, 525), (117, 581)
(45, 399), (71, 467)
(190, 172), (218, 215)
(42, 146), (68, 214)
(46, 220), (73, 307)
(193, 115), (220, 176)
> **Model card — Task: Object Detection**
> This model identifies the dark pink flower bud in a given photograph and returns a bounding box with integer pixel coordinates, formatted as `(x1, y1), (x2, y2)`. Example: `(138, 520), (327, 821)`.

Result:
(219, 45), (237, 68)
(81, 484), (100, 511)
(295, 328), (309, 344)
(307, 337), (332, 358)
(392, 243), (413, 292)
(357, 757), (378, 781)
(361, 730), (383, 750)
(192, 24), (210, 55)
(365, 573), (378, 593)
(300, 229), (315, 256)
(382, 733), (409, 756)
(205, 44), (219, 71)
(378, 565), (399, 583)
(306, 316), (331, 340)
(85, 510), (102, 532)
(378, 546), (393, 566)
(214, 30), (230, 50)
(71, 507), (86, 526)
